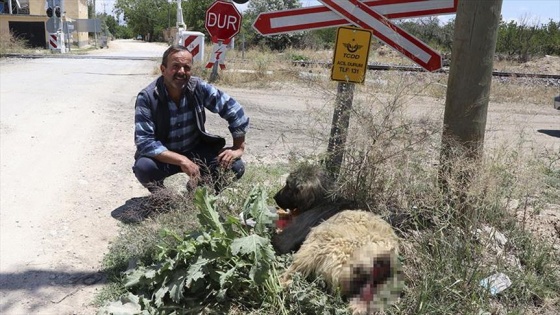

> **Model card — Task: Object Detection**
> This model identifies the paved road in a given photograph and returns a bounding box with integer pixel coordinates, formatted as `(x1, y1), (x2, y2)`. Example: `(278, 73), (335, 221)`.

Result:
(0, 40), (167, 314)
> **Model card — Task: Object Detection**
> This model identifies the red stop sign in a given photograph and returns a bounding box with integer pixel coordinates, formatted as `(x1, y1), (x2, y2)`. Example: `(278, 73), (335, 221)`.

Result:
(205, 1), (242, 44)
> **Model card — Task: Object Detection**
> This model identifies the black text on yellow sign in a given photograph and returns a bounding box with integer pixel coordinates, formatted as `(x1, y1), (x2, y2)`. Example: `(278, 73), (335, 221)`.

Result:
(331, 26), (372, 83)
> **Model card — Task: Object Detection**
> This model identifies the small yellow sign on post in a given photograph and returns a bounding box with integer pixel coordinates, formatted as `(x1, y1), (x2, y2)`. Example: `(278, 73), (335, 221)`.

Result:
(331, 26), (372, 83)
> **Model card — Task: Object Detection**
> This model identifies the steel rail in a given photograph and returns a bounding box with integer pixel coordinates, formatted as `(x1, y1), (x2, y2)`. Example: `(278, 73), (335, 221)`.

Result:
(292, 60), (560, 80)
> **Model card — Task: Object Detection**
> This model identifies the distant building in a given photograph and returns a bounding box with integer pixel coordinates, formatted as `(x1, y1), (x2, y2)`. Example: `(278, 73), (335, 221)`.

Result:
(0, 0), (89, 48)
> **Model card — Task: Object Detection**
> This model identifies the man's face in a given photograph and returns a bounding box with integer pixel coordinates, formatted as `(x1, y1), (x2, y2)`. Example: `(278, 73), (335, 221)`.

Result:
(160, 50), (193, 93)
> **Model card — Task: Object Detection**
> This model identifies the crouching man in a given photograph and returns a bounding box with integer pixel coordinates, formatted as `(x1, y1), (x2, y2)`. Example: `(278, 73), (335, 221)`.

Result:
(133, 45), (249, 193)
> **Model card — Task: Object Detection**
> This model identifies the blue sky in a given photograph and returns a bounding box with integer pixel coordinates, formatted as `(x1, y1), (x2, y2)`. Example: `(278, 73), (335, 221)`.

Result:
(236, 0), (560, 24)
(103, 1), (559, 26)
(498, 0), (560, 23)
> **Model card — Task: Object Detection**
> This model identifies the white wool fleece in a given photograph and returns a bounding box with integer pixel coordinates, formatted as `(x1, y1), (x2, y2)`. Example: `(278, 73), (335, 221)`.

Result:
(282, 210), (399, 289)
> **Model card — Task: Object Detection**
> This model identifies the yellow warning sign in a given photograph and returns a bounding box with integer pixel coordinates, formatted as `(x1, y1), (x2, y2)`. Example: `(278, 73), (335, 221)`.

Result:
(331, 26), (372, 83)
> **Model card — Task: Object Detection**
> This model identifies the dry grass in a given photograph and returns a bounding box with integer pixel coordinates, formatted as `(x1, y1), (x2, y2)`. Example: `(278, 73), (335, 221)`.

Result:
(491, 77), (557, 105)
(316, 78), (559, 314)
(494, 55), (560, 75)
(0, 32), (29, 54)
(218, 45), (557, 105)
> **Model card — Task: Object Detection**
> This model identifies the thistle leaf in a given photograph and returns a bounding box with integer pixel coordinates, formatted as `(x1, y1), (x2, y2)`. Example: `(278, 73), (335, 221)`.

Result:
(153, 286), (168, 307)
(241, 186), (276, 234)
(97, 292), (142, 315)
(168, 272), (186, 303)
(218, 266), (237, 288)
(231, 234), (276, 283)
(124, 267), (148, 288)
(186, 256), (209, 288)
(194, 187), (225, 235)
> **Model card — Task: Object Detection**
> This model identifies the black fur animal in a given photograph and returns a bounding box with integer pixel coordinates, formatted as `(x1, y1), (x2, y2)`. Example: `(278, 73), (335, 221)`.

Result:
(272, 164), (354, 254)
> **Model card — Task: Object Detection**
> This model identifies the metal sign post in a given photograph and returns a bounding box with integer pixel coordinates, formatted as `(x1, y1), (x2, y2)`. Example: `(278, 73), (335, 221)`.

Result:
(326, 27), (371, 177)
(46, 0), (66, 53)
(326, 82), (355, 178)
(176, 0), (186, 30)
(207, 41), (228, 82)
(204, 0), (242, 80)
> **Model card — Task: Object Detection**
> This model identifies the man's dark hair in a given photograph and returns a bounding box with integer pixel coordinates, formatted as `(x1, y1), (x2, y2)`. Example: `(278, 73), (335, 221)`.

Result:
(161, 45), (190, 67)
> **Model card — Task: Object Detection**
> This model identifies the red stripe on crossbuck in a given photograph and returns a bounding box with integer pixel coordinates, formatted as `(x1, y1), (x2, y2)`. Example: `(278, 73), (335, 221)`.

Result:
(184, 35), (200, 58)
(183, 35), (197, 47)
(189, 45), (200, 58)
(49, 34), (57, 49)
(318, 0), (442, 71)
(253, 0), (457, 36)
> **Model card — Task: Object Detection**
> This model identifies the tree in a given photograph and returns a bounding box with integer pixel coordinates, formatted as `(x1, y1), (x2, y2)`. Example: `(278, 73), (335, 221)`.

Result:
(439, 19), (455, 52)
(496, 19), (519, 58)
(183, 0), (213, 34)
(112, 0), (214, 42)
(114, 0), (172, 41)
(397, 17), (454, 53)
(88, 0), (95, 18)
(302, 28), (337, 50)
(494, 15), (560, 61)
(540, 20), (560, 55)
(104, 14), (118, 37)
(101, 14), (132, 39)
(242, 0), (303, 50)
(515, 14), (540, 62)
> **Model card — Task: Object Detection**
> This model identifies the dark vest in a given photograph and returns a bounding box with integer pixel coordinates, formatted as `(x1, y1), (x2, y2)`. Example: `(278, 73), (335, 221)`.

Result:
(135, 76), (225, 159)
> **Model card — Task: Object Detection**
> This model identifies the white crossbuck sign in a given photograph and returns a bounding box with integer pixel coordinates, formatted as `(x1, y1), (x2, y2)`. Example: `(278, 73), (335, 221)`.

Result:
(253, 0), (458, 71)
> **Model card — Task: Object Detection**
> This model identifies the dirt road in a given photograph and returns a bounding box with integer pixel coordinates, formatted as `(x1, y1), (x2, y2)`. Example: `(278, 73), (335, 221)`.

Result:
(0, 40), (558, 315)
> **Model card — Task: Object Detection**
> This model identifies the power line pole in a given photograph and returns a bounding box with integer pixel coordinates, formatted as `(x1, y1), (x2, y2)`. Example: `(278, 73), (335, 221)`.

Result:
(439, 0), (503, 199)
(93, 0), (98, 47)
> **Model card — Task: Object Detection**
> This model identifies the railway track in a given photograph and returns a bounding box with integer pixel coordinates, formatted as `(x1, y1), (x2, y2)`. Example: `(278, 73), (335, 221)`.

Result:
(292, 60), (560, 85)
(3, 53), (558, 85)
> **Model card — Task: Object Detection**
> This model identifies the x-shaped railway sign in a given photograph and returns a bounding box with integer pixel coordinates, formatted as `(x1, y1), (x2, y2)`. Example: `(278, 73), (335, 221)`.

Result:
(253, 0), (458, 72)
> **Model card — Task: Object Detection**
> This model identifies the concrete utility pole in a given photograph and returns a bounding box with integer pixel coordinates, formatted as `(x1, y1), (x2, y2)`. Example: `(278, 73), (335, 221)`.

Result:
(440, 0), (503, 164)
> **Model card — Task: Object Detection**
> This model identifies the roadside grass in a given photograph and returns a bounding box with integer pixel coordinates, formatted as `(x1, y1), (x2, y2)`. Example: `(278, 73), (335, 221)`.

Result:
(222, 45), (556, 104)
(98, 47), (559, 314)
(0, 31), (86, 55)
(0, 32), (29, 54)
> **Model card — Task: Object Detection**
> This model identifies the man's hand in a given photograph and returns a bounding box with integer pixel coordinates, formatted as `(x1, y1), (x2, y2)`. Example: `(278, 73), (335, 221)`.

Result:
(217, 147), (244, 168)
(155, 151), (200, 181)
(179, 158), (200, 179)
(218, 136), (245, 168)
